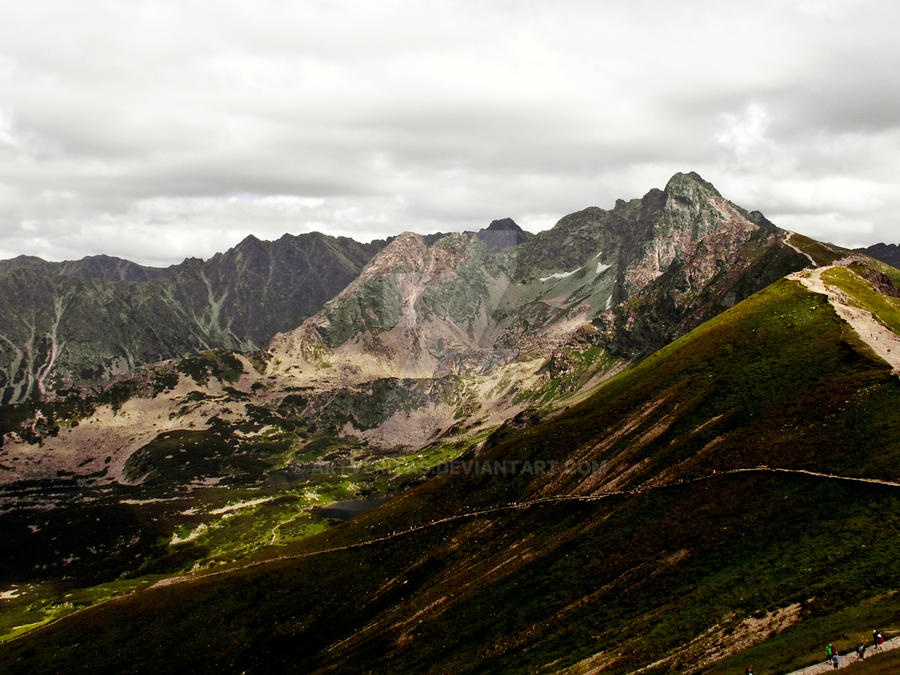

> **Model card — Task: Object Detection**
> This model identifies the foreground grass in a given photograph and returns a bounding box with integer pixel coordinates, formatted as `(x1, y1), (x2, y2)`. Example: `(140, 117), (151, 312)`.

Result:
(848, 647), (900, 673)
(0, 576), (161, 643)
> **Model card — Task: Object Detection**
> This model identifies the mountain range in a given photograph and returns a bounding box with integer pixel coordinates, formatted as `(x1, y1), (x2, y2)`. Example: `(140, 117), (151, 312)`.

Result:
(0, 172), (897, 673)
(857, 241), (900, 268)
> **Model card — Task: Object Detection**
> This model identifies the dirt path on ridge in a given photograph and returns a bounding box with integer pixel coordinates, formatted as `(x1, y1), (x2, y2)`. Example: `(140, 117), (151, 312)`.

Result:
(789, 264), (900, 372)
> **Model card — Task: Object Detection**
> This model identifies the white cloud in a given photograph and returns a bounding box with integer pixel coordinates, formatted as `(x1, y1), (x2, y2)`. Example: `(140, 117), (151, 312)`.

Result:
(716, 104), (772, 160)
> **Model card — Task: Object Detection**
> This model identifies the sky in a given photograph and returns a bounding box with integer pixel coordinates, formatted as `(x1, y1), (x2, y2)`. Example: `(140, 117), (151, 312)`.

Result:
(0, 0), (898, 266)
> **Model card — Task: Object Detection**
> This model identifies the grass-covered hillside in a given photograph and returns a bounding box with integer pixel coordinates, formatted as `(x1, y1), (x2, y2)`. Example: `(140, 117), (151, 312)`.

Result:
(2, 258), (897, 674)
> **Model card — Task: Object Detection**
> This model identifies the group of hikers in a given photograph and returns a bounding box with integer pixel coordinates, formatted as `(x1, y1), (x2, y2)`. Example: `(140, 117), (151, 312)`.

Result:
(743, 629), (886, 673)
(823, 629), (886, 668)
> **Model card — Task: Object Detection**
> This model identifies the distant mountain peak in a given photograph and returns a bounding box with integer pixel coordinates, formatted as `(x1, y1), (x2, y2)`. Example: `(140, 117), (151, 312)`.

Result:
(476, 218), (532, 252)
(856, 242), (900, 268)
(484, 218), (523, 232)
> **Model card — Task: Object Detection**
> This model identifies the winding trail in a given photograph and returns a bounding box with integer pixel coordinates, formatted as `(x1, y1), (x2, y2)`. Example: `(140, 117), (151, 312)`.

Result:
(789, 263), (900, 372)
(4, 465), (898, 649)
(784, 232), (818, 267)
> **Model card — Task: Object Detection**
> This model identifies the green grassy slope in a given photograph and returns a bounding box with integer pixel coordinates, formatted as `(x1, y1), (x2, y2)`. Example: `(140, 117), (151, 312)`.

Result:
(2, 269), (898, 674)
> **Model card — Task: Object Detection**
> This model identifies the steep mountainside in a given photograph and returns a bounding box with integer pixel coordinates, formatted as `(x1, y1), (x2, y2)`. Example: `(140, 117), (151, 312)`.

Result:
(857, 242), (900, 268)
(0, 233), (387, 403)
(3, 254), (897, 674)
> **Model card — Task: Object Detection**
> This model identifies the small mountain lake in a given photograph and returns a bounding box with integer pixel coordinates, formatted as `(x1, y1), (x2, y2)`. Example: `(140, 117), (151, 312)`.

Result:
(315, 497), (387, 521)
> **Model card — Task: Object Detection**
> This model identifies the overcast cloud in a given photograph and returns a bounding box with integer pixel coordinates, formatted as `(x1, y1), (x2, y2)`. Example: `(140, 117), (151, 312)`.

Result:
(0, 0), (898, 265)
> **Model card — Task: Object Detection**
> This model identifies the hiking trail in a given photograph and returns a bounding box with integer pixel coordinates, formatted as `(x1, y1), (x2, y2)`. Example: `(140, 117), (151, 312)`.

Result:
(789, 263), (900, 372)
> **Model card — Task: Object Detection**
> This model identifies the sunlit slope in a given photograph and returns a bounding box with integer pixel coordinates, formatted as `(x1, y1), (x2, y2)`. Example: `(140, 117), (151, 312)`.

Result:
(2, 268), (898, 674)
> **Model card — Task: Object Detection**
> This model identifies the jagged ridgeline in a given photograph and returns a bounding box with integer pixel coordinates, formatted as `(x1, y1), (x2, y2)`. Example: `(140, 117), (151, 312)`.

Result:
(2, 171), (812, 406)
(0, 233), (386, 404)
(857, 241), (900, 268)
(268, 172), (813, 384)
(0, 172), (832, 483)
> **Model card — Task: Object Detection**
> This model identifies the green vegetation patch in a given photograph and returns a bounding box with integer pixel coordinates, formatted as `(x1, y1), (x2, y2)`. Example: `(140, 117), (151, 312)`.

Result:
(177, 349), (245, 386)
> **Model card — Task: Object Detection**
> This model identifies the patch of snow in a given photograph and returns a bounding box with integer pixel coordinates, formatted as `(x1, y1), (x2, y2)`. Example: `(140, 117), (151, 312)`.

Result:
(596, 263), (612, 274)
(593, 251), (604, 259)
(539, 268), (579, 282)
(605, 294), (613, 310)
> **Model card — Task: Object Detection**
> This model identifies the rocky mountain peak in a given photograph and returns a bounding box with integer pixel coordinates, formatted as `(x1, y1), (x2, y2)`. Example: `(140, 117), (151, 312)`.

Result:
(664, 171), (722, 203)
(360, 231), (428, 276)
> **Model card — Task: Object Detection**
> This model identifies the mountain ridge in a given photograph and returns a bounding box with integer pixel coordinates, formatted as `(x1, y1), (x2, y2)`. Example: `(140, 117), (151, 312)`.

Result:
(0, 232), (390, 403)
(857, 241), (900, 268)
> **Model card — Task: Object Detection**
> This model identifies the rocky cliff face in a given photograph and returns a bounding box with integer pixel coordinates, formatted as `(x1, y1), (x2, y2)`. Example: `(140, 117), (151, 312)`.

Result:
(0, 233), (388, 403)
(1, 172), (816, 469)
(269, 231), (510, 382)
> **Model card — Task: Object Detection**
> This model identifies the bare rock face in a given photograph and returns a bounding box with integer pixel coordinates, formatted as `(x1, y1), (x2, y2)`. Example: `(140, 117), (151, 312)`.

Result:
(268, 232), (508, 381)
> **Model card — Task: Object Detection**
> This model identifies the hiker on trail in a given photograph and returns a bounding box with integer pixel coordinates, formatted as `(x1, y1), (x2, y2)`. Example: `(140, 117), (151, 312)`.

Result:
(873, 629), (884, 651)
(825, 642), (833, 661)
(745, 666), (754, 675)
(856, 642), (866, 660)
(832, 651), (839, 668)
